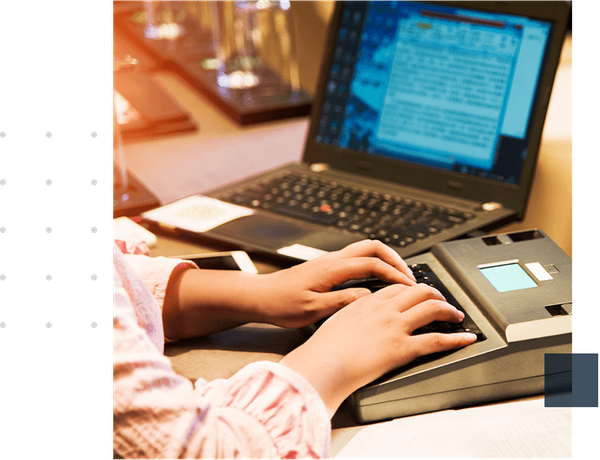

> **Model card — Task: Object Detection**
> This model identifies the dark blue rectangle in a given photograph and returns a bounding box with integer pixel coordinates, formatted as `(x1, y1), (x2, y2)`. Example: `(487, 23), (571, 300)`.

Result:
(545, 353), (598, 407)
(573, 351), (600, 410)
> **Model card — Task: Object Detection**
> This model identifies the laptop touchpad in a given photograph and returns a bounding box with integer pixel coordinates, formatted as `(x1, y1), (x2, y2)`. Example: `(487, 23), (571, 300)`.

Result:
(296, 230), (362, 252)
(212, 215), (317, 244)
(211, 215), (361, 251)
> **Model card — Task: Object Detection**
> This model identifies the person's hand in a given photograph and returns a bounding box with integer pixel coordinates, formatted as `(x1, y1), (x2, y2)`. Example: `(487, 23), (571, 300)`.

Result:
(251, 239), (417, 328)
(163, 239), (415, 339)
(279, 282), (477, 417)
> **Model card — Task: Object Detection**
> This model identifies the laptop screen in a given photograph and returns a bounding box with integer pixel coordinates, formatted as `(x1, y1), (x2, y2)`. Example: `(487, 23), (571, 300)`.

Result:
(314, 1), (555, 186)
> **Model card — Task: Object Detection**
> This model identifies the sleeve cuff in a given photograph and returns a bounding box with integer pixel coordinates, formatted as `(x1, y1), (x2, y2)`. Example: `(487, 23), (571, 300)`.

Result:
(196, 361), (331, 458)
(122, 254), (197, 313)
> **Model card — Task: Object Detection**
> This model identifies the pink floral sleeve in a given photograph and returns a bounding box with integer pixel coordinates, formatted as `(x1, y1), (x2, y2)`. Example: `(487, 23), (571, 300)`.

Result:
(113, 244), (331, 458)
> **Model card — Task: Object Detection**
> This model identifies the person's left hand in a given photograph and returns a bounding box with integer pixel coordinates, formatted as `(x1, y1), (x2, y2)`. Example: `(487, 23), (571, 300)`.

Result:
(251, 239), (417, 328)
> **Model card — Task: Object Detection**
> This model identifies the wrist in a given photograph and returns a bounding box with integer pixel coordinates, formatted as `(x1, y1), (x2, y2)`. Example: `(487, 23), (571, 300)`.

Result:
(279, 339), (355, 418)
(163, 269), (266, 339)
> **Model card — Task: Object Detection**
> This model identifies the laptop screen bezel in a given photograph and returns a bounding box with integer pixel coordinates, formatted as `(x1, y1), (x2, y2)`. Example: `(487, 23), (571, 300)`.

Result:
(302, 1), (570, 218)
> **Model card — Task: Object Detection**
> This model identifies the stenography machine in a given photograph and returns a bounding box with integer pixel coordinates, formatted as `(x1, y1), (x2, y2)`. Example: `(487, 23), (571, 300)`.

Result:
(347, 229), (572, 423)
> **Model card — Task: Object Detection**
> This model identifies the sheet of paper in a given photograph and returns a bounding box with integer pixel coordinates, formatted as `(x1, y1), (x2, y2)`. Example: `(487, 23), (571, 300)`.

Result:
(331, 398), (571, 458)
(113, 217), (157, 247)
(141, 195), (254, 233)
(277, 244), (328, 261)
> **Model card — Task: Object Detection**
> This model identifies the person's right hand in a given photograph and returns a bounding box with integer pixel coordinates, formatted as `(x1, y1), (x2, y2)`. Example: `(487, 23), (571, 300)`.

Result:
(279, 283), (477, 418)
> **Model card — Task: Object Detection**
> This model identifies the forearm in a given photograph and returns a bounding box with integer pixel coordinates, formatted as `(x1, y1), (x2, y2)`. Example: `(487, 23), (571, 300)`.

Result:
(161, 239), (419, 339)
(162, 268), (267, 339)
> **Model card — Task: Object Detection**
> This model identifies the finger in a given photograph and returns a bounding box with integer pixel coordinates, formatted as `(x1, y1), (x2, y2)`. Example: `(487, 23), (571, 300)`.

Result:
(370, 283), (412, 300)
(386, 283), (446, 313)
(337, 240), (416, 282)
(409, 331), (478, 358)
(373, 282), (449, 309)
(312, 288), (373, 318)
(326, 257), (417, 288)
(401, 298), (464, 330)
(340, 239), (416, 282)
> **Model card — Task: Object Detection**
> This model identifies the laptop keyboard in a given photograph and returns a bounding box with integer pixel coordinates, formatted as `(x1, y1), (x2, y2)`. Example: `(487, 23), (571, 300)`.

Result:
(218, 173), (475, 248)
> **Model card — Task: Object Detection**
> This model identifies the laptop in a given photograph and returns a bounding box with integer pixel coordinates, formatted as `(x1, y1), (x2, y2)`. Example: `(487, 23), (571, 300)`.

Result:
(142, 1), (570, 263)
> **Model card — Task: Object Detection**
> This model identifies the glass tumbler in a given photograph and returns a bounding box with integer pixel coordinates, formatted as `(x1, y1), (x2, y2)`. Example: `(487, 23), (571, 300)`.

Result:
(143, 1), (186, 40)
(113, 56), (138, 207)
(113, 100), (129, 207)
(210, 0), (300, 101)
